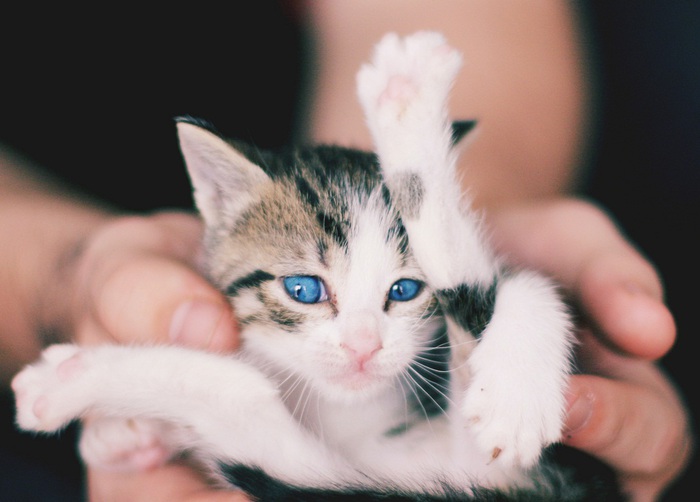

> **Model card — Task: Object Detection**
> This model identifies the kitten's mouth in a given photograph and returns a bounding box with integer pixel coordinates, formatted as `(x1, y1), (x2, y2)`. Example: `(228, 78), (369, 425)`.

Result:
(330, 365), (390, 393)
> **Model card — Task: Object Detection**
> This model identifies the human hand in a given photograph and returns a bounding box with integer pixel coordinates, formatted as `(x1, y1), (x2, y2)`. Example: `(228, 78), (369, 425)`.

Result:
(49, 211), (245, 500)
(489, 198), (692, 501)
(65, 211), (238, 351)
(87, 462), (251, 502)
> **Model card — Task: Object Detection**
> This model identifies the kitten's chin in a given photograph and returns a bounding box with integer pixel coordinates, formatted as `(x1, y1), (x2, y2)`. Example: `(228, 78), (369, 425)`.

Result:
(321, 372), (393, 403)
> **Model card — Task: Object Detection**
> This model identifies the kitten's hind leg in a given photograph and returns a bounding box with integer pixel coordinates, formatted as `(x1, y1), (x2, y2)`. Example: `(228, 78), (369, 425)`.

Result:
(79, 417), (178, 472)
(12, 344), (355, 486)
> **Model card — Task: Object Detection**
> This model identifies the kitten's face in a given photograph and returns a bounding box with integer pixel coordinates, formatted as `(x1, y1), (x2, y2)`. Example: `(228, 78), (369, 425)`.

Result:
(178, 123), (442, 400)
(184, 133), (442, 402)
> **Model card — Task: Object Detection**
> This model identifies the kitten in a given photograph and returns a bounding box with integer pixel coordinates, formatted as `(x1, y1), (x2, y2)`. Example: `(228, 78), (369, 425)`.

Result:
(12, 32), (622, 500)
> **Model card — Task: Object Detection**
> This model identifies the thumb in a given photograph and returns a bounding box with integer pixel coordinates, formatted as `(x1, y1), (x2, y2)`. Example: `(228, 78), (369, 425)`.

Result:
(88, 463), (251, 502)
(562, 374), (691, 500)
(91, 255), (239, 351)
(74, 213), (239, 352)
(561, 332), (691, 498)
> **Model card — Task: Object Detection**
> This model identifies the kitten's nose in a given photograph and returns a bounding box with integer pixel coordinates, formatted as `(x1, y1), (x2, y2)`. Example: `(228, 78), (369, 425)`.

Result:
(341, 332), (382, 368)
(340, 312), (383, 368)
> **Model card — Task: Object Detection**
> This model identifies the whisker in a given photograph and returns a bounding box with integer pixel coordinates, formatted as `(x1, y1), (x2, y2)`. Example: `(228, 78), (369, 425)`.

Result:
(281, 373), (306, 403)
(291, 377), (312, 420)
(406, 364), (454, 411)
(398, 371), (435, 432)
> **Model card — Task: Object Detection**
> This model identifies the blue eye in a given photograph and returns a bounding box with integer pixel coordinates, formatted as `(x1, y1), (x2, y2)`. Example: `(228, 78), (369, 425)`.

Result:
(388, 278), (422, 302)
(283, 276), (328, 304)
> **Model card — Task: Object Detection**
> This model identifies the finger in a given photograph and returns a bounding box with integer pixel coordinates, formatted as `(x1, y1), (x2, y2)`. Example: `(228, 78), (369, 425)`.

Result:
(489, 199), (675, 358)
(91, 256), (238, 351)
(563, 374), (691, 501)
(74, 213), (239, 352)
(87, 464), (251, 502)
(562, 333), (692, 498)
(563, 373), (688, 471)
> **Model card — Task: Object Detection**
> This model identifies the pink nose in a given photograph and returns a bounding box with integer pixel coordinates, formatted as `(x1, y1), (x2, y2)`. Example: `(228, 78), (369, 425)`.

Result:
(341, 330), (383, 368)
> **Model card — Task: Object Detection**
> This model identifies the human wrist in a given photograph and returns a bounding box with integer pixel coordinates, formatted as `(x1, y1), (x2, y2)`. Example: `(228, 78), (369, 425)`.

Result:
(0, 181), (114, 382)
(32, 200), (116, 349)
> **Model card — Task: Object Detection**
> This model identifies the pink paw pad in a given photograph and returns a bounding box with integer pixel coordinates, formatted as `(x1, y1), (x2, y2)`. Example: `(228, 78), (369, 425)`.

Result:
(57, 354), (84, 381)
(32, 395), (49, 419)
(379, 75), (417, 105)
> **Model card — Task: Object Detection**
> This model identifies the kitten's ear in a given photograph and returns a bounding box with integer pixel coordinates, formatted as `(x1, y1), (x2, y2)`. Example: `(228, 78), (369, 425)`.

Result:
(451, 120), (478, 147)
(176, 117), (270, 227)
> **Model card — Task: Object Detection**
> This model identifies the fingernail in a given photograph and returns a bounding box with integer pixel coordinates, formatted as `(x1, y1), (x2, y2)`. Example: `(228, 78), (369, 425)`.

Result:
(169, 300), (236, 350)
(563, 388), (594, 438)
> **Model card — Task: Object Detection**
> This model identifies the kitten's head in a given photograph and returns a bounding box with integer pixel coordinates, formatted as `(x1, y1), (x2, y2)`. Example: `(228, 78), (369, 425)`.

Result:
(177, 118), (443, 402)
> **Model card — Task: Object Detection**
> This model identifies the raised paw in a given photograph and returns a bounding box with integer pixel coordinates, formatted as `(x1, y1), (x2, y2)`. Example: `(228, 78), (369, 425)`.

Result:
(12, 344), (92, 432)
(80, 417), (176, 472)
(357, 31), (462, 135)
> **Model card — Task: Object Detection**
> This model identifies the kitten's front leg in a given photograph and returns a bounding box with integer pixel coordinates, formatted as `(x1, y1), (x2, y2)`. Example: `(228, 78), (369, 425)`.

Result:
(459, 272), (574, 467)
(358, 31), (575, 469)
(12, 344), (354, 486)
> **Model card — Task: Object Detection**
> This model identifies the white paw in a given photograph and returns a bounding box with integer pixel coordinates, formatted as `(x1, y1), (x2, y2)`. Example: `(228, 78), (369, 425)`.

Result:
(461, 351), (566, 468)
(80, 417), (175, 472)
(357, 31), (462, 135)
(12, 344), (90, 432)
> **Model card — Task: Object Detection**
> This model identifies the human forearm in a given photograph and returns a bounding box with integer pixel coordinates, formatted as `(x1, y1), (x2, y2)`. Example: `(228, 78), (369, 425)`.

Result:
(305, 0), (588, 209)
(0, 147), (113, 383)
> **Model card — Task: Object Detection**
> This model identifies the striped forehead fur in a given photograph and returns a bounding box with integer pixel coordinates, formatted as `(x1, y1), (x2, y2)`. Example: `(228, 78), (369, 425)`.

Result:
(205, 144), (412, 289)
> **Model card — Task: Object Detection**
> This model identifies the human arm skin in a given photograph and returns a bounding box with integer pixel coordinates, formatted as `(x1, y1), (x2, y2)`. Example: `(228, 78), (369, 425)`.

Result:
(306, 0), (587, 210)
(0, 147), (239, 386)
(305, 1), (690, 500)
(0, 146), (111, 383)
(0, 145), (244, 500)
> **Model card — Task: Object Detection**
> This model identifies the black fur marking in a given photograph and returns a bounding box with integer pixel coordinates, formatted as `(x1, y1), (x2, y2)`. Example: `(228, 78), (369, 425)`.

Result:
(225, 270), (275, 297)
(435, 281), (497, 338)
(387, 218), (409, 259)
(317, 238), (329, 267)
(451, 120), (477, 146)
(317, 211), (348, 249)
(219, 463), (470, 501)
(240, 293), (306, 333)
(174, 115), (223, 136)
(295, 175), (320, 209)
(387, 172), (425, 220)
(381, 183), (393, 208)
(267, 304), (304, 331)
(237, 314), (259, 327)
(218, 452), (625, 501)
